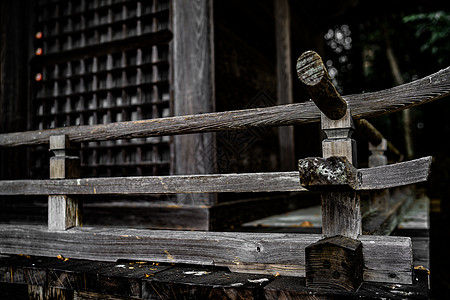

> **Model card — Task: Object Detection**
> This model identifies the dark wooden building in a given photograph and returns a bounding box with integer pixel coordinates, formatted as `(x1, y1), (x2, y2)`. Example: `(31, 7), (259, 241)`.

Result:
(2, 0), (355, 230)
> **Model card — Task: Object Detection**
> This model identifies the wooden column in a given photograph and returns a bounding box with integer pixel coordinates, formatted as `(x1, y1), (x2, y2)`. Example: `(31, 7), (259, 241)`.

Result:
(48, 135), (81, 231)
(369, 139), (390, 211)
(172, 0), (216, 205)
(274, 0), (295, 170)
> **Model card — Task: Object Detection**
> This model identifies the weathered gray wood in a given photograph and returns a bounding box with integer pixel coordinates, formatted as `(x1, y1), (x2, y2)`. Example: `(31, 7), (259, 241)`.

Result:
(321, 191), (361, 239)
(296, 50), (348, 120)
(275, 0), (295, 171)
(318, 108), (361, 239)
(172, 0), (216, 205)
(357, 156), (432, 190)
(0, 171), (305, 195)
(48, 135), (81, 231)
(0, 157), (432, 195)
(0, 225), (413, 284)
(321, 109), (357, 166)
(1, 66), (449, 148)
(305, 236), (363, 291)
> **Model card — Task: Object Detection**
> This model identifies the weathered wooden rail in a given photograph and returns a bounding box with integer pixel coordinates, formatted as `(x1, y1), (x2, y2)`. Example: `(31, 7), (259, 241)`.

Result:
(0, 50), (448, 297)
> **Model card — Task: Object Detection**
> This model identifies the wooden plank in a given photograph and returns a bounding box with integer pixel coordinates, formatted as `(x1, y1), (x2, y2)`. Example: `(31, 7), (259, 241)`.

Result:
(0, 225), (413, 284)
(0, 156), (432, 195)
(358, 156), (432, 190)
(0, 171), (306, 195)
(1, 66), (449, 148)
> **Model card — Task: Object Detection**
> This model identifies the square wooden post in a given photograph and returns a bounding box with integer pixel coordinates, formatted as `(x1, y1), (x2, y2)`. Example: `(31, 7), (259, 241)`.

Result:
(48, 135), (82, 231)
(299, 108), (363, 291)
(320, 108), (361, 239)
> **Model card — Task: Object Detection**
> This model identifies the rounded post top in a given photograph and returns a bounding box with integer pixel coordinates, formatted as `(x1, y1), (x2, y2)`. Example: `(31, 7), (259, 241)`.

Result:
(296, 50), (347, 120)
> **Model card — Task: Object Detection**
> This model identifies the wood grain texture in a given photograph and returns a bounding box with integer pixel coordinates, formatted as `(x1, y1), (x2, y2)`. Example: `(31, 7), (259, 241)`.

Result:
(305, 236), (363, 291)
(296, 51), (348, 119)
(172, 0), (216, 183)
(0, 157), (432, 195)
(0, 171), (305, 195)
(0, 225), (413, 284)
(358, 156), (432, 190)
(48, 135), (82, 231)
(275, 0), (295, 170)
(321, 191), (362, 239)
(1, 67), (449, 148)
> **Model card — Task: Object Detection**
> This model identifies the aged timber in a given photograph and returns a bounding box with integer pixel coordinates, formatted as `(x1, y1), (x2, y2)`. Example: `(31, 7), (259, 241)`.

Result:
(0, 156), (431, 195)
(296, 50), (347, 120)
(1, 67), (450, 148)
(0, 254), (429, 299)
(0, 225), (413, 284)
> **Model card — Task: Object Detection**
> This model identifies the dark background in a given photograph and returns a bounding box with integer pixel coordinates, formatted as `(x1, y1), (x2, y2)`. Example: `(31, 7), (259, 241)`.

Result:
(1, 0), (450, 298)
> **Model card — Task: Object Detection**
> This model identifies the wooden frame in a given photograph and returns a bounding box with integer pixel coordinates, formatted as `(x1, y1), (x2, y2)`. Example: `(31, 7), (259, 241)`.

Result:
(0, 53), (447, 290)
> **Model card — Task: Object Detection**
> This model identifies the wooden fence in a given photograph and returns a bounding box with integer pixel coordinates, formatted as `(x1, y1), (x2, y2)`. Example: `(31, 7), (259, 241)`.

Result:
(1, 51), (449, 292)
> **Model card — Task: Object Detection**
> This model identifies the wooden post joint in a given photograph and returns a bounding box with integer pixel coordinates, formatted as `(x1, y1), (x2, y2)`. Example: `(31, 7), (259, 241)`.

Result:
(321, 108), (357, 167)
(306, 235), (363, 291)
(48, 135), (82, 231)
(299, 156), (359, 191)
(49, 135), (80, 179)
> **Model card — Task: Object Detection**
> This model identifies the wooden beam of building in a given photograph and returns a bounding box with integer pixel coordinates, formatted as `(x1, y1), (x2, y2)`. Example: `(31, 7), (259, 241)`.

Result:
(0, 156), (432, 195)
(0, 225), (413, 284)
(0, 67), (449, 148)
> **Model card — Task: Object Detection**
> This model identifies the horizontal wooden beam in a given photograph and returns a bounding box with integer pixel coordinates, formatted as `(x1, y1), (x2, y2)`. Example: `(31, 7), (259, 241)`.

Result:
(0, 157), (431, 195)
(0, 171), (305, 195)
(0, 67), (449, 147)
(0, 225), (413, 284)
(357, 156), (432, 190)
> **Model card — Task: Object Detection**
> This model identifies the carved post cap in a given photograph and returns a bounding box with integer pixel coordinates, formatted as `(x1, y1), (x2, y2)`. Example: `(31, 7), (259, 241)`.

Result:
(306, 235), (363, 291)
(298, 156), (359, 191)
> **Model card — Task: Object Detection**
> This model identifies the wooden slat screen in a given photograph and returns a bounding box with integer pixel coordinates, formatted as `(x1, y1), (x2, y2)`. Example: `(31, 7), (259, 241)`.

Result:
(30, 0), (171, 178)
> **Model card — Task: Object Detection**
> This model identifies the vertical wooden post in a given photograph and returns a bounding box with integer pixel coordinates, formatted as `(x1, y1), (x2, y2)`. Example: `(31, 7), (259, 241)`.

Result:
(321, 108), (361, 238)
(274, 0), (295, 170)
(172, 0), (217, 207)
(369, 139), (390, 211)
(48, 135), (82, 231)
(297, 50), (363, 291)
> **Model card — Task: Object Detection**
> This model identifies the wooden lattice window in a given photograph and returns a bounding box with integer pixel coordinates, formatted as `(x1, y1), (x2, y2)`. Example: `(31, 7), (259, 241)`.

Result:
(30, 0), (172, 178)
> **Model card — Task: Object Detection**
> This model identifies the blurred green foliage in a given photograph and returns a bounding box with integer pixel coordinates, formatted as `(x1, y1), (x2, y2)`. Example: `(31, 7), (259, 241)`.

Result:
(403, 11), (450, 65)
